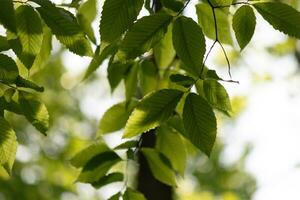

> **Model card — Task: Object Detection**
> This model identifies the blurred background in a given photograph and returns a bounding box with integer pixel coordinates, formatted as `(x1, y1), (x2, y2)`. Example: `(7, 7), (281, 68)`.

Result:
(1, 0), (300, 199)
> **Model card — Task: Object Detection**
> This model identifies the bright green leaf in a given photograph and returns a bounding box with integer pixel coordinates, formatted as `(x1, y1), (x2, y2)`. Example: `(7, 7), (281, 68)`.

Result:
(254, 2), (300, 39)
(156, 125), (186, 175)
(100, 0), (143, 43)
(120, 13), (173, 59)
(15, 5), (43, 70)
(0, 117), (17, 175)
(141, 148), (177, 186)
(196, 3), (232, 45)
(182, 93), (217, 156)
(123, 89), (183, 138)
(123, 188), (146, 200)
(125, 62), (139, 101)
(232, 5), (256, 50)
(19, 92), (49, 135)
(173, 16), (206, 76)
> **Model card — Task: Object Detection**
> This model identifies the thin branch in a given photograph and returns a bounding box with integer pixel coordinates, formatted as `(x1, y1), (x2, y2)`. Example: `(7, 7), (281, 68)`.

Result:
(201, 40), (217, 76)
(217, 41), (232, 78)
(176, 0), (192, 16)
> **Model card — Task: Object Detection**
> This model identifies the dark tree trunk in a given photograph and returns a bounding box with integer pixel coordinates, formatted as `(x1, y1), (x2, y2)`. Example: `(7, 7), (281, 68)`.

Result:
(137, 131), (173, 200)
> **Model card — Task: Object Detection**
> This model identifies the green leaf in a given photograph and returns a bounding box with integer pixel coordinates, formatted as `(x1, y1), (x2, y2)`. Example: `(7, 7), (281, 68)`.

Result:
(100, 0), (143, 43)
(0, 97), (23, 115)
(114, 140), (138, 150)
(123, 89), (183, 138)
(196, 3), (232, 45)
(123, 188), (146, 200)
(141, 148), (177, 186)
(70, 140), (110, 168)
(15, 76), (44, 92)
(0, 117), (17, 174)
(182, 93), (217, 156)
(15, 5), (43, 70)
(0, 54), (19, 84)
(156, 125), (186, 175)
(0, 0), (16, 32)
(98, 102), (131, 135)
(169, 74), (195, 88)
(209, 0), (232, 7)
(0, 36), (10, 52)
(107, 61), (131, 92)
(83, 43), (118, 80)
(153, 24), (175, 69)
(139, 60), (159, 95)
(77, 0), (97, 43)
(32, 0), (92, 56)
(91, 172), (124, 188)
(203, 79), (231, 112)
(125, 62), (139, 102)
(232, 6), (256, 50)
(161, 0), (184, 12)
(19, 92), (49, 135)
(172, 16), (206, 76)
(120, 13), (173, 59)
(254, 2), (300, 39)
(108, 192), (122, 200)
(77, 151), (121, 183)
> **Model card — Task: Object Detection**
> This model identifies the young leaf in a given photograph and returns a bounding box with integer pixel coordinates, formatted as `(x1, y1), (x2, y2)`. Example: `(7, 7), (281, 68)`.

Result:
(139, 60), (159, 95)
(32, 0), (93, 56)
(232, 6), (256, 50)
(156, 125), (187, 175)
(182, 93), (217, 156)
(77, 0), (97, 43)
(141, 148), (177, 186)
(203, 79), (231, 112)
(15, 5), (43, 70)
(0, 0), (16, 32)
(100, 0), (143, 43)
(92, 172), (124, 188)
(196, 3), (232, 45)
(123, 89), (183, 138)
(153, 24), (175, 69)
(0, 117), (18, 175)
(125, 62), (139, 102)
(83, 43), (118, 80)
(0, 54), (19, 84)
(172, 16), (206, 76)
(120, 13), (173, 59)
(254, 2), (300, 39)
(19, 92), (49, 135)
(98, 102), (131, 135)
(0, 36), (10, 52)
(123, 188), (146, 200)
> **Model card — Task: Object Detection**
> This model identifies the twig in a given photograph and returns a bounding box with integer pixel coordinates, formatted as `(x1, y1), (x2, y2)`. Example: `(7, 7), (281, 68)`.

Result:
(176, 0), (192, 16)
(218, 41), (232, 78)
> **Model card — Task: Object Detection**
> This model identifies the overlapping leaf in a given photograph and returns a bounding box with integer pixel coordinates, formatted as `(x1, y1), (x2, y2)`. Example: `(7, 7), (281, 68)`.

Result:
(0, 54), (19, 84)
(0, 0), (16, 32)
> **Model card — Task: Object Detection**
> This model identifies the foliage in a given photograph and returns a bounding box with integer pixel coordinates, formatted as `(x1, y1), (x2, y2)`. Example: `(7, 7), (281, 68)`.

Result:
(0, 0), (299, 199)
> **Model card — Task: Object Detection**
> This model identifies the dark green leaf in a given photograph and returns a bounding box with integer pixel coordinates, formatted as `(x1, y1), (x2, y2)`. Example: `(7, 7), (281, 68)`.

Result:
(232, 6), (256, 50)
(141, 148), (177, 186)
(100, 0), (143, 43)
(123, 89), (183, 138)
(18, 92), (49, 135)
(161, 0), (184, 12)
(0, 36), (10, 52)
(169, 74), (195, 88)
(125, 62), (139, 101)
(139, 60), (159, 95)
(91, 172), (124, 188)
(0, 54), (19, 83)
(120, 13), (173, 59)
(114, 140), (138, 150)
(32, 0), (93, 56)
(254, 2), (300, 39)
(0, 0), (16, 32)
(15, 5), (43, 69)
(16, 76), (44, 92)
(108, 192), (122, 200)
(182, 93), (217, 156)
(0, 117), (17, 175)
(196, 3), (232, 45)
(172, 16), (206, 76)
(107, 61), (131, 92)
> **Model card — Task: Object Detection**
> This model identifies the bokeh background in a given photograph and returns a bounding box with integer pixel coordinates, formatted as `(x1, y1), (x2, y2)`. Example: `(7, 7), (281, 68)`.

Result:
(1, 0), (300, 199)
